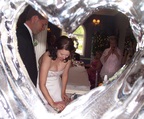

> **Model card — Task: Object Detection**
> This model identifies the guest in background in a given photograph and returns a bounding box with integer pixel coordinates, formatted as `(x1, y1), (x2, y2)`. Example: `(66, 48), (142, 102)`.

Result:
(37, 36), (75, 112)
(86, 50), (103, 89)
(100, 36), (122, 80)
(16, 6), (48, 86)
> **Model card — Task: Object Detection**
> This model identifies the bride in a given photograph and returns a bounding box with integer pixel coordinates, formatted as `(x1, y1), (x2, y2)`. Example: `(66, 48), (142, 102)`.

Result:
(37, 35), (75, 112)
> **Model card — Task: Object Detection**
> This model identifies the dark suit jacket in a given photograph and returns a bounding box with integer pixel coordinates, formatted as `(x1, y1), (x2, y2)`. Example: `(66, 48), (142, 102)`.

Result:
(16, 24), (37, 86)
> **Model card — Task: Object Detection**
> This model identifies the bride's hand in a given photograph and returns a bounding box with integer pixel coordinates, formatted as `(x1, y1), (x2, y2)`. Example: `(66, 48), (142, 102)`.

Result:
(62, 93), (71, 103)
(52, 101), (66, 112)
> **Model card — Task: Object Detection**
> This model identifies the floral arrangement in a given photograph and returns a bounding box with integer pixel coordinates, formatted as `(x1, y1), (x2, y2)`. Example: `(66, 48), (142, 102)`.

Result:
(72, 37), (79, 49)
(68, 34), (79, 50)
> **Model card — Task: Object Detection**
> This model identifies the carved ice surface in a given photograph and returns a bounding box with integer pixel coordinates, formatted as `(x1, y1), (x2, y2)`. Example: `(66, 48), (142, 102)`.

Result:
(0, 0), (144, 119)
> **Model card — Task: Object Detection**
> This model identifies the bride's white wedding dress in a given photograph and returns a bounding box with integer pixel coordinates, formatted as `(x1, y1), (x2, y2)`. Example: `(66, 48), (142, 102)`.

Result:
(37, 70), (63, 105)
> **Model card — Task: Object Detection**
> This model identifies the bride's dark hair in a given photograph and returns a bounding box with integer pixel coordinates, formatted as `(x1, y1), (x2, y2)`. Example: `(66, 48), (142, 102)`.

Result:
(47, 35), (75, 62)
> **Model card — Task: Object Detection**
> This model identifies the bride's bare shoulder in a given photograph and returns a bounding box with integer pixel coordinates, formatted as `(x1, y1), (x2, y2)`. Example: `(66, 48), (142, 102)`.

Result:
(39, 51), (51, 65)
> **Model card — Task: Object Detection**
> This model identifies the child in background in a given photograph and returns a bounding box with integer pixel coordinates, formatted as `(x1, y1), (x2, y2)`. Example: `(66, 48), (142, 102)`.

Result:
(86, 50), (103, 89)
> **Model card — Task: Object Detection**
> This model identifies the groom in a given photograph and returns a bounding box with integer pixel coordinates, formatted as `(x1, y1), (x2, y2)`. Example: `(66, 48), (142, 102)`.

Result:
(16, 6), (48, 86)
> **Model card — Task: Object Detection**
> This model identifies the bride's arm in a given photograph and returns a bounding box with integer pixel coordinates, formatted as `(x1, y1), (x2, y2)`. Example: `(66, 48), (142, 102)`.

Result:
(61, 60), (71, 101)
(39, 52), (54, 106)
(39, 52), (65, 111)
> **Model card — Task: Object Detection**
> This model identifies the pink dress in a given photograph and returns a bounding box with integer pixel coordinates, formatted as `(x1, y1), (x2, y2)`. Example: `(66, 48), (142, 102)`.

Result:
(87, 59), (102, 88)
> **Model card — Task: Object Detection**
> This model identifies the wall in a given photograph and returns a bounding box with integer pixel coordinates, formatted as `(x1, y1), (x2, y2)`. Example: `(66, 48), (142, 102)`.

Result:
(115, 12), (130, 52)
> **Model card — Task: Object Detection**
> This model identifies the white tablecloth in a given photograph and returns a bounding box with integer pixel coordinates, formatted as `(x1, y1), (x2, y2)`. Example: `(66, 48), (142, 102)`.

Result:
(66, 66), (90, 95)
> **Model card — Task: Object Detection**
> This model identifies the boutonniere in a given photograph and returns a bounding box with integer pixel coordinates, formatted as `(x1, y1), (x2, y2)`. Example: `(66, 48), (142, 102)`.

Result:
(33, 39), (38, 47)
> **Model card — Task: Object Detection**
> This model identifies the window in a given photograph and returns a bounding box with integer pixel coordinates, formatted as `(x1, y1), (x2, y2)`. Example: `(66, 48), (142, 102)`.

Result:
(62, 25), (85, 55)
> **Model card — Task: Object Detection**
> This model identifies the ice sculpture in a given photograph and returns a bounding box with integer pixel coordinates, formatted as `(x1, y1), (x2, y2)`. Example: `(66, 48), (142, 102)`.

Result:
(0, 0), (144, 119)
